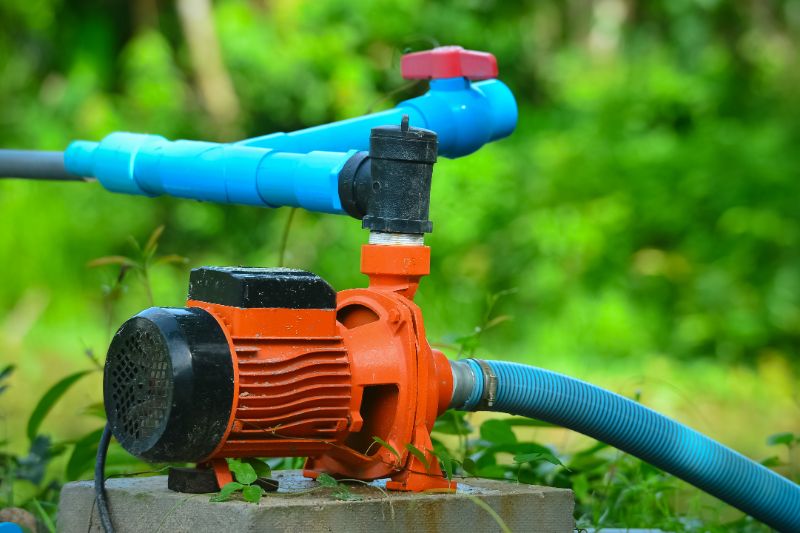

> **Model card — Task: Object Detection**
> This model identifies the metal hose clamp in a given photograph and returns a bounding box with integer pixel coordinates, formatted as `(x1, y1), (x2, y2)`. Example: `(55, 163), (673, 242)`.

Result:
(472, 358), (497, 409)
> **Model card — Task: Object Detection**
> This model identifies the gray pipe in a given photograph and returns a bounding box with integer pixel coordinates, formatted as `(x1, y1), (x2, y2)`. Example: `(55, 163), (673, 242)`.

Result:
(0, 149), (85, 181)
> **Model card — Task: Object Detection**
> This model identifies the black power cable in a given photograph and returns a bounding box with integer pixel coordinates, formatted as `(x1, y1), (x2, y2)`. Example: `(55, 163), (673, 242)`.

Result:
(0, 149), (86, 181)
(94, 423), (114, 533)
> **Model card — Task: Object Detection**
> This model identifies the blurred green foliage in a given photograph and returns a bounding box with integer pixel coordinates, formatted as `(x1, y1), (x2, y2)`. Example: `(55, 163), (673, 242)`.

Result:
(2, 3), (800, 528)
(2, 0), (800, 371)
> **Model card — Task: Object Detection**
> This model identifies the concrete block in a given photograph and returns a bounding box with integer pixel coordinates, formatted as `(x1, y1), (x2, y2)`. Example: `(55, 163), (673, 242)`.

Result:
(58, 470), (574, 533)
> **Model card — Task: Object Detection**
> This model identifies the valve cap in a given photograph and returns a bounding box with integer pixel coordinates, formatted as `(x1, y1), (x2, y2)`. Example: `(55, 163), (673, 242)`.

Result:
(401, 46), (498, 81)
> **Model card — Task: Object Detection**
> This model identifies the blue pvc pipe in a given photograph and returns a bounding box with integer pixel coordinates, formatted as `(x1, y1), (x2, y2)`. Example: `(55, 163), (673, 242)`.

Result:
(63, 77), (517, 211)
(239, 78), (517, 158)
(460, 360), (800, 532)
(64, 134), (352, 214)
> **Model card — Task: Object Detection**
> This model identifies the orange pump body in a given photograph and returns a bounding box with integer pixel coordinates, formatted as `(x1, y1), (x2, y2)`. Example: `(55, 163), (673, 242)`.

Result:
(188, 244), (455, 491)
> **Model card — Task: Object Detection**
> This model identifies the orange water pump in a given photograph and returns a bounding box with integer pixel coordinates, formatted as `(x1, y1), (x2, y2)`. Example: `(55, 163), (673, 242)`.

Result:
(103, 119), (459, 492)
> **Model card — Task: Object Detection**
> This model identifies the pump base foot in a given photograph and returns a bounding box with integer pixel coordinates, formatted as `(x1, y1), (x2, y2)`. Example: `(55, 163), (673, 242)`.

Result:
(167, 467), (219, 494)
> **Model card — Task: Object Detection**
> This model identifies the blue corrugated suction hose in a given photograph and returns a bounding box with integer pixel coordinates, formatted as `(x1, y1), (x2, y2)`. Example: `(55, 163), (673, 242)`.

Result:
(453, 360), (800, 532)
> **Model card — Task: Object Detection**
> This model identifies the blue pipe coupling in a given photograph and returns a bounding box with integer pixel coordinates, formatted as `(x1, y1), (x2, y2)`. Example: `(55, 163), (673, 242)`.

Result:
(450, 359), (800, 532)
(65, 134), (352, 214)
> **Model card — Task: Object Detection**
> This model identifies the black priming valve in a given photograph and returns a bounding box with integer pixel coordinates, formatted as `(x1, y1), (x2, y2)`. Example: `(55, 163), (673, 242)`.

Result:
(338, 115), (438, 234)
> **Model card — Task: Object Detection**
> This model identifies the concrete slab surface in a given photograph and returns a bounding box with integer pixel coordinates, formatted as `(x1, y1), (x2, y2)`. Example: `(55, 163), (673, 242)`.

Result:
(58, 470), (574, 533)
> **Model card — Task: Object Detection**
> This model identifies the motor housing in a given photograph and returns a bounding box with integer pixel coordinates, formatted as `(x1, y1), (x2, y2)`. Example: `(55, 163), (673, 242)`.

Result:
(104, 250), (455, 491)
(104, 306), (233, 462)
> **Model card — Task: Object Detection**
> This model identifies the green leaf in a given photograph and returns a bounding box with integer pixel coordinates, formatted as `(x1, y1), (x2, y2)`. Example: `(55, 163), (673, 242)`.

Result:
(30, 498), (56, 533)
(572, 441), (609, 457)
(462, 458), (478, 475)
(433, 410), (473, 435)
(17, 434), (66, 484)
(481, 442), (552, 461)
(760, 456), (783, 468)
(316, 473), (339, 488)
(518, 467), (541, 485)
(570, 474), (590, 501)
(405, 443), (430, 471)
(82, 402), (107, 420)
(513, 451), (567, 469)
(475, 449), (498, 470)
(567, 452), (611, 473)
(440, 459), (454, 481)
(483, 315), (512, 331)
(432, 447), (458, 480)
(479, 419), (517, 445)
(143, 225), (165, 258)
(466, 496), (512, 533)
(210, 482), (243, 502)
(154, 253), (188, 265)
(454, 333), (479, 353)
(475, 465), (509, 480)
(244, 458), (272, 479)
(86, 255), (138, 268)
(242, 484), (263, 503)
(332, 485), (361, 501)
(372, 436), (400, 459)
(27, 370), (93, 441)
(66, 427), (105, 480)
(767, 432), (796, 447)
(126, 235), (142, 253)
(227, 458), (258, 485)
(504, 417), (556, 428)
(0, 364), (13, 395)
(0, 364), (14, 381)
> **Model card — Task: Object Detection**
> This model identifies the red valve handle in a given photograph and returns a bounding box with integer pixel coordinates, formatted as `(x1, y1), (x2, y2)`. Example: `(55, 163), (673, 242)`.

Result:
(401, 46), (498, 81)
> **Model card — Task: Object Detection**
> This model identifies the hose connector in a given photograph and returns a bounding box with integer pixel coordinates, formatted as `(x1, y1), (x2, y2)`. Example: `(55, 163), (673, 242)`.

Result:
(448, 358), (496, 410)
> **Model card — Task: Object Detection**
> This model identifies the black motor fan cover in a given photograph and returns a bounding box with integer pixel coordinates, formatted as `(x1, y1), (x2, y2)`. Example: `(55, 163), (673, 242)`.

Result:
(103, 307), (234, 462)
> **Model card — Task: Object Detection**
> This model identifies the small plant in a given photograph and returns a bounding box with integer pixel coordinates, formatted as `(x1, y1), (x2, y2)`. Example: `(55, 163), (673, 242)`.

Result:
(765, 431), (799, 482)
(315, 473), (361, 501)
(371, 436), (445, 479)
(0, 366), (83, 531)
(276, 208), (298, 267)
(452, 289), (516, 359)
(369, 436), (400, 464)
(88, 225), (187, 308)
(210, 458), (272, 503)
(0, 225), (191, 529)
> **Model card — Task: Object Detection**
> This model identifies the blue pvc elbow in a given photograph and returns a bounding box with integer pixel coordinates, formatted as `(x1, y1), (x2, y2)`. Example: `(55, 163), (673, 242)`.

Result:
(240, 78), (517, 158)
(402, 78), (518, 157)
(64, 133), (351, 214)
